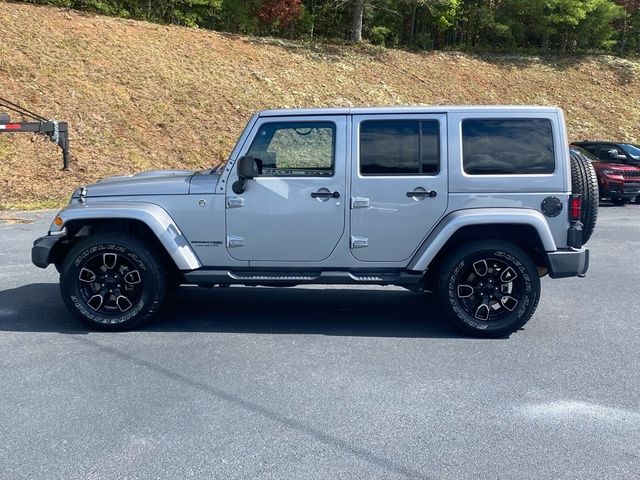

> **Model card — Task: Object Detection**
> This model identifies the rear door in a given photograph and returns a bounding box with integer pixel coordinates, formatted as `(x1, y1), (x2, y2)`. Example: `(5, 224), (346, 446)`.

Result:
(350, 114), (448, 262)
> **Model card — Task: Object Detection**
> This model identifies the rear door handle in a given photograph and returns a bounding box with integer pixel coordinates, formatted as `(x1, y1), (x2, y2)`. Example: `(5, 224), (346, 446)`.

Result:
(407, 190), (437, 198)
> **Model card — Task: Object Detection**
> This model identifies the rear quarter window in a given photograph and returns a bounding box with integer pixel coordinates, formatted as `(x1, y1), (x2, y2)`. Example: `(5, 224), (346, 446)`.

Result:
(462, 118), (555, 175)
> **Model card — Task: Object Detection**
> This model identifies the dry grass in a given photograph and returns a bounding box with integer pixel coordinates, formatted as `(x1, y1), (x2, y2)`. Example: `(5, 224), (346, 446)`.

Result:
(1, 2), (639, 209)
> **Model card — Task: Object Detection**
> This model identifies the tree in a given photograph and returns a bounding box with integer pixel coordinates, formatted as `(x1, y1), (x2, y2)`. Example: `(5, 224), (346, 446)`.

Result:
(19, 0), (638, 53)
(257, 0), (303, 30)
(614, 0), (640, 51)
(574, 0), (625, 50)
(351, 0), (366, 41)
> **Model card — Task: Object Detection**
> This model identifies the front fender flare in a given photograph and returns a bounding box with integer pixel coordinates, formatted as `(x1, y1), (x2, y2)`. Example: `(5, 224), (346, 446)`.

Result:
(52, 202), (202, 271)
(408, 208), (557, 272)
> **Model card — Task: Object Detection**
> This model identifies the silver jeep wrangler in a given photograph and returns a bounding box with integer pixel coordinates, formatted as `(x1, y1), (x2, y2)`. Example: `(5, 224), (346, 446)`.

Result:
(32, 106), (597, 337)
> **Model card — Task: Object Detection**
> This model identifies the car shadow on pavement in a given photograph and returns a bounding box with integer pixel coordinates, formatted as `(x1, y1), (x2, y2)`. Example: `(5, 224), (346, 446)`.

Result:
(599, 200), (640, 207)
(0, 283), (467, 338)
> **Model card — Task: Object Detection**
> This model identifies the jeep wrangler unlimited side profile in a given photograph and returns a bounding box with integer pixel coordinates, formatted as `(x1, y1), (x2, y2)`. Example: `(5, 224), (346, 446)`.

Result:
(32, 106), (597, 337)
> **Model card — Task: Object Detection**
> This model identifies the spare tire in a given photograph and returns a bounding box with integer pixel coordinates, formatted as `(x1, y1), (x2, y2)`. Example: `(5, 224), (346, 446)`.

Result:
(570, 151), (599, 244)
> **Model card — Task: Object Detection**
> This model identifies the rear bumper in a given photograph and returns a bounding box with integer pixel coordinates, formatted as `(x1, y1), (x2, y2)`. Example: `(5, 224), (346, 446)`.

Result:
(31, 235), (61, 268)
(546, 248), (589, 279)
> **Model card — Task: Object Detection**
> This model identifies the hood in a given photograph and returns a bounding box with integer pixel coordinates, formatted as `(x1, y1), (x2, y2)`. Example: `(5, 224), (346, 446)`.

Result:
(85, 170), (195, 197)
(592, 162), (640, 172)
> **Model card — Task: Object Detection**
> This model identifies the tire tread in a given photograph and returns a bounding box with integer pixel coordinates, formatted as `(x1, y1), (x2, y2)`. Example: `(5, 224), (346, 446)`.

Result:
(570, 152), (599, 243)
(60, 232), (167, 331)
(436, 240), (541, 338)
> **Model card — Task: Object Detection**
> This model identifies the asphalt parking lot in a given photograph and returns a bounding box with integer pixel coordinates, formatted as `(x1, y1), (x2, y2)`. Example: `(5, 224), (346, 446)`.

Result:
(1, 205), (639, 480)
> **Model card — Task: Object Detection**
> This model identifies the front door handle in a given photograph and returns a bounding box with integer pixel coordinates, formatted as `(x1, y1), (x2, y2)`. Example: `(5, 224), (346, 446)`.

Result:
(407, 190), (437, 198)
(311, 190), (340, 199)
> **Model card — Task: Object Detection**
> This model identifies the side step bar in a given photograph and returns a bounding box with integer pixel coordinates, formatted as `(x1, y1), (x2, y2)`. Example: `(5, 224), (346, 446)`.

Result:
(182, 270), (424, 286)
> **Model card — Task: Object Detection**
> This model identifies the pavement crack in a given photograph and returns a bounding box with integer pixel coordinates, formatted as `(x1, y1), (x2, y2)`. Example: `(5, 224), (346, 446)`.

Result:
(77, 336), (431, 480)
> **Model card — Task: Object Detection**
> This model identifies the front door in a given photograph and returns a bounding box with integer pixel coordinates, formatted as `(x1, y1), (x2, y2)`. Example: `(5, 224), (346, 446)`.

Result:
(226, 116), (347, 262)
(350, 114), (448, 262)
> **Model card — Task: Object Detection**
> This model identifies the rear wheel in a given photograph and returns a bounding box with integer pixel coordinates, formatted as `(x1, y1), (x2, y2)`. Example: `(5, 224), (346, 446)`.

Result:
(437, 240), (540, 338)
(60, 233), (167, 331)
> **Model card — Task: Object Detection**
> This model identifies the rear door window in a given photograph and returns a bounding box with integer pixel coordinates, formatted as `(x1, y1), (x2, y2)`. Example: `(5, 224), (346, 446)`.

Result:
(360, 120), (440, 175)
(462, 118), (555, 175)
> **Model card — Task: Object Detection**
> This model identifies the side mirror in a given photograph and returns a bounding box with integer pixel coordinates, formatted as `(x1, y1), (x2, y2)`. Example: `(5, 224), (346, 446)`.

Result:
(608, 149), (626, 162)
(232, 156), (262, 194)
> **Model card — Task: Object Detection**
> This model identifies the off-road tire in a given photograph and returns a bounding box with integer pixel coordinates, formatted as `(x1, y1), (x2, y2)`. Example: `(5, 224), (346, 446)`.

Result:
(60, 233), (167, 331)
(437, 240), (541, 338)
(570, 151), (599, 243)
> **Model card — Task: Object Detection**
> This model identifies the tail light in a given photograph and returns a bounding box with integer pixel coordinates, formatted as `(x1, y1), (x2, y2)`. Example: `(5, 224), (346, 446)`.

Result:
(569, 194), (581, 221)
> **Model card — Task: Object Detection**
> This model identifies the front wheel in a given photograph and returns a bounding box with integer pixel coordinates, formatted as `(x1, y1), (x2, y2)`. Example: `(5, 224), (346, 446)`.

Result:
(437, 240), (540, 338)
(611, 197), (628, 206)
(60, 233), (167, 331)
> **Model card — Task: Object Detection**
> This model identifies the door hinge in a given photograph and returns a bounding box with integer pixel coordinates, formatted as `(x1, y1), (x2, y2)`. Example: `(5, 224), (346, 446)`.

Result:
(350, 236), (369, 249)
(227, 196), (245, 209)
(351, 196), (370, 209)
(227, 235), (245, 248)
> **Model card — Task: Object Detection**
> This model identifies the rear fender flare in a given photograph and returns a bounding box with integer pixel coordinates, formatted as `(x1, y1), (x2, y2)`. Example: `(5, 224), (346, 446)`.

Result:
(408, 208), (557, 272)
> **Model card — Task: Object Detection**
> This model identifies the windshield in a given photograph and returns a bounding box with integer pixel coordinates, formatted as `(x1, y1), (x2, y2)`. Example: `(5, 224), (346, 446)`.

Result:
(621, 144), (640, 160)
(571, 146), (598, 161)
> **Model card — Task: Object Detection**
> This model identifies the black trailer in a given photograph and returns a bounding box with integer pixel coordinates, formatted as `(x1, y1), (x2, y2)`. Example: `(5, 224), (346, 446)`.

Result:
(0, 97), (70, 170)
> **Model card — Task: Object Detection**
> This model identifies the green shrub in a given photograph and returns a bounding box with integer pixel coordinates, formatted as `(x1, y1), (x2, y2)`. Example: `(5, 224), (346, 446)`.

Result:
(369, 26), (397, 47)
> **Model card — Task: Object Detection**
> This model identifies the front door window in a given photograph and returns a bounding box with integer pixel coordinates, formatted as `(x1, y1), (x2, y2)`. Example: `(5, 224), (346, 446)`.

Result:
(246, 122), (335, 177)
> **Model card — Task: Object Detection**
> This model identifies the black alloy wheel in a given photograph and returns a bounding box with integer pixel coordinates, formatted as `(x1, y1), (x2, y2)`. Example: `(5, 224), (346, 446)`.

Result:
(76, 252), (144, 316)
(60, 233), (167, 330)
(454, 256), (523, 323)
(437, 240), (540, 338)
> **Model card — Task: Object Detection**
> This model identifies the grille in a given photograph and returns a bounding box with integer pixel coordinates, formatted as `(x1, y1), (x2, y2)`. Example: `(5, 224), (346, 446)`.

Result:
(621, 170), (640, 179)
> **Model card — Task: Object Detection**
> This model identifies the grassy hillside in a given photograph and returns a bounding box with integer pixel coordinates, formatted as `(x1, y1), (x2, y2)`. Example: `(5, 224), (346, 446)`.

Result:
(1, 2), (639, 209)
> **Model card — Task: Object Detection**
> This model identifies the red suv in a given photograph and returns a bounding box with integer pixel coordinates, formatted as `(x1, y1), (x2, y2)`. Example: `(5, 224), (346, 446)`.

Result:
(570, 145), (640, 205)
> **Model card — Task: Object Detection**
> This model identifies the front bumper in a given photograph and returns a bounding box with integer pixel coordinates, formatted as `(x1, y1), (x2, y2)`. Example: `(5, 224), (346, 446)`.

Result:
(546, 248), (589, 279)
(31, 235), (62, 269)
(605, 181), (640, 198)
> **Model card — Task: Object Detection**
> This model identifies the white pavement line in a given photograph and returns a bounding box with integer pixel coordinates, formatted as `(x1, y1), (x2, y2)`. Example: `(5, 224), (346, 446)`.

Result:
(521, 400), (640, 428)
